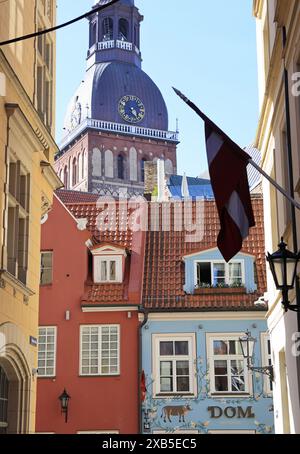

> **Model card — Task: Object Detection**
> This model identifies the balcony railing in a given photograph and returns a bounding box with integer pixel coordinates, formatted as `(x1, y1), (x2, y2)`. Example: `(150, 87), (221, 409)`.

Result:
(95, 39), (135, 52)
(59, 118), (179, 150)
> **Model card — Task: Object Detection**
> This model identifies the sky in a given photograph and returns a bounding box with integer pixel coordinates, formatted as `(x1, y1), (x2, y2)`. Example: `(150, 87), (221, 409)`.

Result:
(56, 0), (259, 177)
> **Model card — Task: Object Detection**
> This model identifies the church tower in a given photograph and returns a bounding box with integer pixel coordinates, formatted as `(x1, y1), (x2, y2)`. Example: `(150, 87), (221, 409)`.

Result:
(55, 0), (178, 197)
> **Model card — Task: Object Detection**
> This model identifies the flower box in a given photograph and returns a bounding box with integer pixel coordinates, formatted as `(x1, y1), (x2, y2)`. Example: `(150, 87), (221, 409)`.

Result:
(194, 287), (246, 295)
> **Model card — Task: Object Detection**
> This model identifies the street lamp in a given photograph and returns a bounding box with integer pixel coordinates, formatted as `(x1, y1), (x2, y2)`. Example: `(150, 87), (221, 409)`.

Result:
(266, 238), (300, 312)
(239, 331), (274, 382)
(59, 389), (71, 423)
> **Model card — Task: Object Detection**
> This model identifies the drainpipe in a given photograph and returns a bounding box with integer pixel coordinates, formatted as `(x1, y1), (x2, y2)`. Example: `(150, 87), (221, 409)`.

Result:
(138, 306), (148, 434)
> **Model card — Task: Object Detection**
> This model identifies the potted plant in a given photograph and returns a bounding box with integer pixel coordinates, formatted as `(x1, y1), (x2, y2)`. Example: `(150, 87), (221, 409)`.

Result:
(194, 282), (246, 294)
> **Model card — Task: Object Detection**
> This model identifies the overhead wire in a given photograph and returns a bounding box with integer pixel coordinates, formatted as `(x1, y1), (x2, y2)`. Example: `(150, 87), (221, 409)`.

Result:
(0, 0), (120, 47)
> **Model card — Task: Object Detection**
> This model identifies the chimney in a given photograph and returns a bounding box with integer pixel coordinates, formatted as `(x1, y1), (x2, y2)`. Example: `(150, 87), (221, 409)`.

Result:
(144, 160), (169, 201)
(144, 161), (158, 199)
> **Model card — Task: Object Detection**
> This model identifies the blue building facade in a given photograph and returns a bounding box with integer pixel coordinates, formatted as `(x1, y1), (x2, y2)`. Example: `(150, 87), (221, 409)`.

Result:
(141, 315), (273, 434)
(141, 198), (274, 434)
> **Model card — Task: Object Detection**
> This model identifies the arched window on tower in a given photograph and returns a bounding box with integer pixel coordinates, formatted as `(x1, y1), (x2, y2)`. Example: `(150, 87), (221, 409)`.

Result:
(64, 166), (68, 189)
(90, 21), (97, 47)
(141, 158), (147, 182)
(119, 18), (129, 41)
(82, 150), (86, 179)
(72, 157), (77, 187)
(118, 154), (125, 180)
(102, 18), (113, 41)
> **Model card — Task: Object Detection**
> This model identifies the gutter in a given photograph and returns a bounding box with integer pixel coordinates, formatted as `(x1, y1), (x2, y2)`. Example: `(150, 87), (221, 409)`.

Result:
(138, 306), (148, 435)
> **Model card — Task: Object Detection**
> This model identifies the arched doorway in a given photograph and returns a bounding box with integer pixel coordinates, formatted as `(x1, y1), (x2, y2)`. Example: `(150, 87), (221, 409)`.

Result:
(0, 365), (9, 434)
(0, 323), (33, 433)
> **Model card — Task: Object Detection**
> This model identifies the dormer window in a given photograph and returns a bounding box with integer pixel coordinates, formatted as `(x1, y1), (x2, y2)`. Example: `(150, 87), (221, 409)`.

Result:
(195, 261), (244, 288)
(89, 244), (127, 284)
(98, 257), (118, 283)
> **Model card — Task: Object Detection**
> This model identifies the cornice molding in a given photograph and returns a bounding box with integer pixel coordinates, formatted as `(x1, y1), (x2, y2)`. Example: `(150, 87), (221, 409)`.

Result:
(0, 270), (35, 301)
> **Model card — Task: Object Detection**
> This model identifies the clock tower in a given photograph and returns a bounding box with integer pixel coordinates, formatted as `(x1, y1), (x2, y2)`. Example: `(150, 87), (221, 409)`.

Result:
(55, 0), (179, 197)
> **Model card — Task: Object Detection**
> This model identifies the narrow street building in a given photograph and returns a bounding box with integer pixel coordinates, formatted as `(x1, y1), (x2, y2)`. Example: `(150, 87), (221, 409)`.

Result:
(0, 0), (61, 433)
(253, 0), (300, 433)
(36, 190), (145, 434)
(141, 196), (274, 434)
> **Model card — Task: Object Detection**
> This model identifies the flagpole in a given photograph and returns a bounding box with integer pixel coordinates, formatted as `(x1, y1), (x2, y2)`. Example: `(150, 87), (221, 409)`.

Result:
(249, 158), (300, 211)
(173, 87), (300, 211)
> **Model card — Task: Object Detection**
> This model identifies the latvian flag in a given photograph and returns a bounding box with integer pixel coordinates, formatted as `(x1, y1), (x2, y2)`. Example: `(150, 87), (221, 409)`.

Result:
(205, 122), (255, 262)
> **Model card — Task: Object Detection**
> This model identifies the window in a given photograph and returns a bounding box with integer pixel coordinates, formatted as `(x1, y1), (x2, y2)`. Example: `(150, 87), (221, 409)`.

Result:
(153, 334), (196, 396)
(134, 25), (138, 47)
(140, 158), (147, 182)
(80, 325), (120, 376)
(77, 431), (119, 434)
(94, 256), (122, 283)
(38, 327), (57, 377)
(261, 333), (273, 394)
(90, 22), (97, 47)
(72, 157), (77, 187)
(118, 154), (125, 180)
(195, 261), (244, 287)
(207, 334), (250, 394)
(36, 23), (54, 130)
(63, 166), (68, 189)
(0, 366), (9, 434)
(102, 18), (113, 41)
(119, 18), (129, 41)
(208, 430), (256, 434)
(7, 158), (30, 285)
(40, 252), (53, 286)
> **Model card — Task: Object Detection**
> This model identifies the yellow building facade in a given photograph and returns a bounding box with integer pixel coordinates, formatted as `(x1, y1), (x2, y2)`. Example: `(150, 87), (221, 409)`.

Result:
(254, 0), (300, 434)
(0, 0), (61, 433)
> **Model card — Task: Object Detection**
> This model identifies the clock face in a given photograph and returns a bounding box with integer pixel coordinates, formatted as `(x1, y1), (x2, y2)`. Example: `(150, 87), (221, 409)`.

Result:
(118, 95), (145, 124)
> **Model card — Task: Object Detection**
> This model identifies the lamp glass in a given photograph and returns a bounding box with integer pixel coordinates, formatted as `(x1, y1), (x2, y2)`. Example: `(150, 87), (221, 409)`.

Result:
(286, 258), (297, 288)
(273, 259), (284, 287)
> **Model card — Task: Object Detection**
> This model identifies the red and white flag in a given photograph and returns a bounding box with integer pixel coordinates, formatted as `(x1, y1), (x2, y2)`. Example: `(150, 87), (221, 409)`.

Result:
(205, 122), (255, 262)
(141, 370), (147, 402)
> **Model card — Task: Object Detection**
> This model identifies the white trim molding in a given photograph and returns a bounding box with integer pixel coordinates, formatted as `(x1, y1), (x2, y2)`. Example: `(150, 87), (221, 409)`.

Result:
(152, 333), (197, 398)
(206, 332), (252, 397)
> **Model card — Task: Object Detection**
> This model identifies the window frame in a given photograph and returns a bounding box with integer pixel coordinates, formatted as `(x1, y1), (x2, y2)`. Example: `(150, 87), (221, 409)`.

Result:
(206, 333), (251, 396)
(152, 333), (197, 398)
(38, 326), (57, 378)
(40, 251), (53, 286)
(79, 325), (120, 377)
(93, 255), (122, 283)
(194, 260), (245, 288)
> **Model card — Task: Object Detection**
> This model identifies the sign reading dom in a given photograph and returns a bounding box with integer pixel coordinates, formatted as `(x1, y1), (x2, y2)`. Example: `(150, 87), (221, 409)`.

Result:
(208, 406), (255, 419)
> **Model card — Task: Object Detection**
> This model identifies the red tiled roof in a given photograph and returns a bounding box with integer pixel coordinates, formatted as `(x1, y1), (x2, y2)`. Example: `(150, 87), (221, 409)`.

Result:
(81, 283), (127, 304)
(143, 197), (266, 311)
(55, 191), (135, 305)
(55, 189), (100, 205)
(65, 202), (134, 249)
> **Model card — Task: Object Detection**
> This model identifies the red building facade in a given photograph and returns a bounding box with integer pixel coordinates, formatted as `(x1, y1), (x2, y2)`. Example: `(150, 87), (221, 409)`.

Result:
(36, 191), (145, 434)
